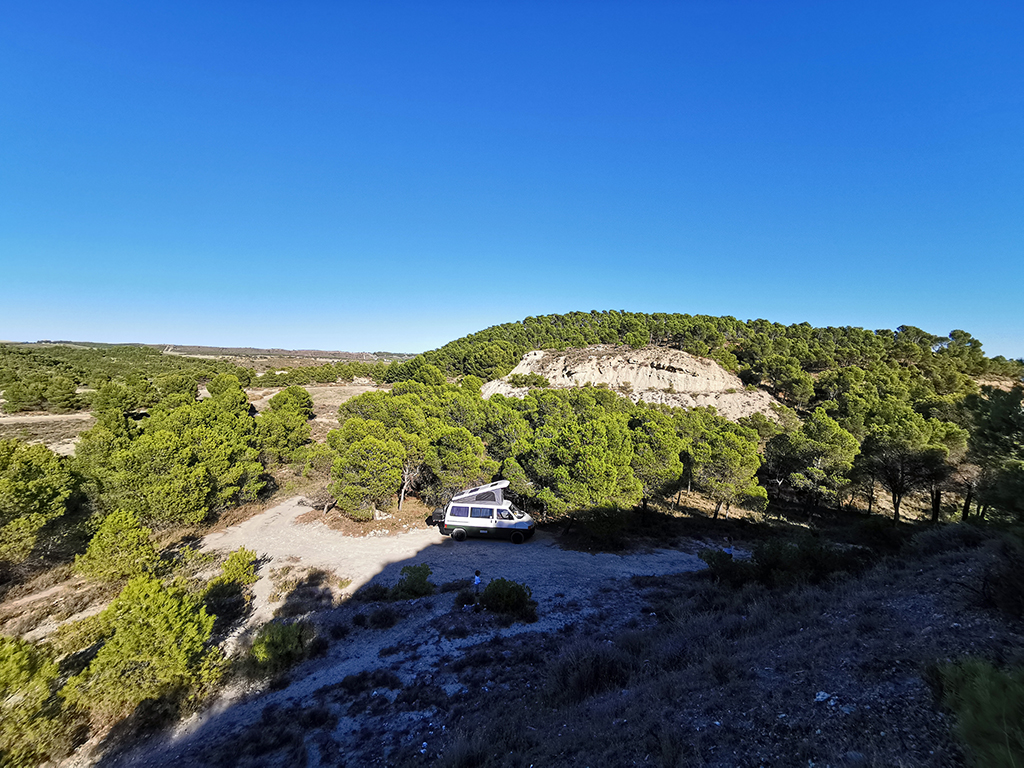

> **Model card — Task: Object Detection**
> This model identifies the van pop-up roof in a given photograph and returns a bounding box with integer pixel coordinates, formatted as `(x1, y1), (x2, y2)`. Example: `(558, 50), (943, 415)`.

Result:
(450, 480), (509, 505)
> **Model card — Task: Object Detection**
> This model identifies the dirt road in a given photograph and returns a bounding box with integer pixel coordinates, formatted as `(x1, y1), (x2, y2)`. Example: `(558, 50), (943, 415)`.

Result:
(203, 496), (706, 627)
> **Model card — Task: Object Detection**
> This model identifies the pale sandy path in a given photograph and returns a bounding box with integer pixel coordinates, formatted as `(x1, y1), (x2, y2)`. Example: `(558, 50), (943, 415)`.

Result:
(0, 412), (94, 424)
(202, 496), (706, 626)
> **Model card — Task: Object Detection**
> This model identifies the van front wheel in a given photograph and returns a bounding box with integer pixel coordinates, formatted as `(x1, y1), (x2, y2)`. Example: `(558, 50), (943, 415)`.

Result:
(452, 529), (467, 542)
(510, 531), (525, 545)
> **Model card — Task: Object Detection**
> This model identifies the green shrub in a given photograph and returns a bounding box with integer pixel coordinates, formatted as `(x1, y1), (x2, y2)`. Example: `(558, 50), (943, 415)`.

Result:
(390, 563), (436, 600)
(218, 547), (260, 586)
(203, 547), (260, 624)
(62, 576), (223, 722)
(0, 440), (75, 562)
(480, 578), (536, 622)
(0, 637), (80, 767)
(454, 588), (477, 608)
(74, 508), (160, 582)
(698, 548), (753, 587)
(578, 507), (629, 550)
(249, 621), (316, 677)
(939, 658), (1024, 767)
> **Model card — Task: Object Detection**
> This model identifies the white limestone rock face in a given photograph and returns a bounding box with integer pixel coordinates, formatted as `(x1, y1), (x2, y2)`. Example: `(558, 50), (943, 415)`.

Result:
(480, 345), (782, 422)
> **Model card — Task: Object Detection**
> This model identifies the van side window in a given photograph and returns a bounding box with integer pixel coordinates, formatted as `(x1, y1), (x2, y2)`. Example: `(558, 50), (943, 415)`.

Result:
(450, 506), (469, 518)
(470, 507), (493, 519)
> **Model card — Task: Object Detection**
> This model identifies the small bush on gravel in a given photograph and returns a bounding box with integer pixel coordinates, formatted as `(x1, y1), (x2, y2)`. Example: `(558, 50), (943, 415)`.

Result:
(248, 621), (316, 677)
(390, 563), (436, 600)
(480, 578), (536, 622)
(938, 658), (1024, 767)
(204, 547), (260, 625)
(454, 588), (477, 608)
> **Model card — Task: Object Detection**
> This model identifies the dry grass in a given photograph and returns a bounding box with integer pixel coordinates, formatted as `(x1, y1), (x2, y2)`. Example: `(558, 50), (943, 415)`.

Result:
(0, 578), (118, 638)
(268, 566), (346, 618)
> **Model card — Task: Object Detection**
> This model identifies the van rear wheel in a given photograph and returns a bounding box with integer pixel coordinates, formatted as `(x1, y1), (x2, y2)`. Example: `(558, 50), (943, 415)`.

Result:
(452, 529), (467, 542)
(510, 531), (525, 545)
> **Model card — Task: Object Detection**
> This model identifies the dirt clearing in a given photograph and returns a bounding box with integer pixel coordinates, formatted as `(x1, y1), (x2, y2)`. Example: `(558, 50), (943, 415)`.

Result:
(0, 411), (94, 455)
(202, 495), (706, 628)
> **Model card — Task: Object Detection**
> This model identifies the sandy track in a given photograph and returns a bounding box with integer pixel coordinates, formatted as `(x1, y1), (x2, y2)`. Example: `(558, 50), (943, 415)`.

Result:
(0, 412), (94, 424)
(203, 496), (706, 627)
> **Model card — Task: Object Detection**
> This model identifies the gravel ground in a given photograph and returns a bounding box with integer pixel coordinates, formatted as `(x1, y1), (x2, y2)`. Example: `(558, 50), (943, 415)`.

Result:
(96, 496), (707, 768)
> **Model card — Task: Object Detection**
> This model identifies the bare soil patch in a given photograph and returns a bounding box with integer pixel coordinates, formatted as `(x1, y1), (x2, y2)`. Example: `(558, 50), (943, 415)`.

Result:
(0, 411), (95, 455)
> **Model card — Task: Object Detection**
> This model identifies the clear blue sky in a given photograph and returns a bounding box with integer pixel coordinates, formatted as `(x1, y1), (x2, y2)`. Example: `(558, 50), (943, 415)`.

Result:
(2, 2), (1022, 357)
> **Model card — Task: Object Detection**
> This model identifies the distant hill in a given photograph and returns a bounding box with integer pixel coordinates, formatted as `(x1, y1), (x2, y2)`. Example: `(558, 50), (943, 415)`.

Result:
(21, 341), (417, 363)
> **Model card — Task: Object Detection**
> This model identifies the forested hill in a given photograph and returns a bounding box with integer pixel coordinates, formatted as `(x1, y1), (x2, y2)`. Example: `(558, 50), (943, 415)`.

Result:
(389, 311), (1023, 399)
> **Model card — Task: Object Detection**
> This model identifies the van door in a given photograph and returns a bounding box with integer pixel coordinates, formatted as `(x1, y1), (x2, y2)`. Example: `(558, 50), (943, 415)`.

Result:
(493, 507), (517, 537)
(469, 507), (494, 535)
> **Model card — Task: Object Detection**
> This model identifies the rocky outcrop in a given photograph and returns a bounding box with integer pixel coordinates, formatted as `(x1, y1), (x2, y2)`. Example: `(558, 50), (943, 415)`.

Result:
(481, 345), (781, 422)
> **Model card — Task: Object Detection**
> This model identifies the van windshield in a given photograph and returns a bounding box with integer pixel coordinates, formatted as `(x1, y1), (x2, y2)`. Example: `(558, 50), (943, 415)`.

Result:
(509, 504), (526, 519)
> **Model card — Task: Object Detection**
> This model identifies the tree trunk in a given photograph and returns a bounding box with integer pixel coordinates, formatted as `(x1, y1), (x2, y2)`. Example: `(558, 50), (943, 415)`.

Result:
(931, 488), (941, 524)
(892, 492), (901, 526)
(713, 500), (723, 519)
(866, 482), (875, 515)
(978, 504), (988, 522)
(398, 480), (407, 511)
(961, 490), (973, 521)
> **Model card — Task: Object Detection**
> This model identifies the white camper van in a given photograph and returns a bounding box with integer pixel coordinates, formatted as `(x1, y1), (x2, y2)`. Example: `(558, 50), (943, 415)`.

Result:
(432, 480), (536, 544)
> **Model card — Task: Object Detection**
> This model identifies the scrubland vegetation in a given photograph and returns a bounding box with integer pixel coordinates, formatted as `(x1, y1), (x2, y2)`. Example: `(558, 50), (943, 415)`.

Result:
(1, 311), (1023, 766)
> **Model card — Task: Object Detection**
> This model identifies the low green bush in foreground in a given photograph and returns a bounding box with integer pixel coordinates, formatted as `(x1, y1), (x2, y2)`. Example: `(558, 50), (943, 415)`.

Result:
(0, 637), (81, 767)
(480, 578), (536, 622)
(939, 658), (1024, 768)
(390, 563), (436, 600)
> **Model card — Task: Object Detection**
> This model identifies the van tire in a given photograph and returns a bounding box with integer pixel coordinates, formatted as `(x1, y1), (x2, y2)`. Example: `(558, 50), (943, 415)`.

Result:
(510, 532), (525, 545)
(452, 529), (467, 542)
